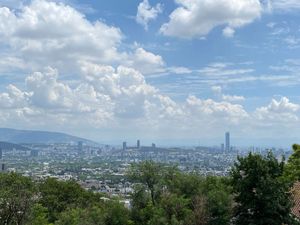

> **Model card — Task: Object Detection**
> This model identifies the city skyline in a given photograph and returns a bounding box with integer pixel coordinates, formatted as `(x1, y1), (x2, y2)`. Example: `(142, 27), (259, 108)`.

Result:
(0, 0), (300, 146)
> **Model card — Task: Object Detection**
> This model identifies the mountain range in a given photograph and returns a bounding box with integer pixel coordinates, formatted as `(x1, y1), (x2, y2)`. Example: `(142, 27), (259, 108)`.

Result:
(0, 128), (97, 145)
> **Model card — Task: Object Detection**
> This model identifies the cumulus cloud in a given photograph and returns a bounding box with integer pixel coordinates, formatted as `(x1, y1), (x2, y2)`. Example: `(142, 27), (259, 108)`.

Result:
(0, 0), (167, 76)
(0, 0), (123, 72)
(127, 47), (165, 75)
(211, 85), (245, 102)
(0, 0), (299, 141)
(254, 97), (300, 123)
(136, 0), (162, 30)
(1, 64), (299, 140)
(160, 0), (262, 39)
(0, 62), (254, 136)
(223, 27), (235, 38)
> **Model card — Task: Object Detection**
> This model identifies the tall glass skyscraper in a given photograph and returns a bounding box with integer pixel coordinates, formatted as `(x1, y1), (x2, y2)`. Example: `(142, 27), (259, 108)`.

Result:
(225, 132), (230, 153)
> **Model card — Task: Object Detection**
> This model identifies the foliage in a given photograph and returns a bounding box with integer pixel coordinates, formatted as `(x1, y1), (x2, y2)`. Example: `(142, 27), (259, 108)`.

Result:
(231, 152), (298, 225)
(38, 178), (87, 222)
(26, 204), (50, 225)
(128, 161), (233, 225)
(284, 144), (300, 182)
(1, 152), (300, 225)
(55, 202), (132, 225)
(128, 161), (164, 206)
(0, 173), (36, 225)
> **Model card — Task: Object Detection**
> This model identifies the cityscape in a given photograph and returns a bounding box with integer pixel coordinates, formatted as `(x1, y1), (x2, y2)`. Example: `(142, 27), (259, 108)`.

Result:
(1, 0), (300, 224)
(0, 131), (291, 198)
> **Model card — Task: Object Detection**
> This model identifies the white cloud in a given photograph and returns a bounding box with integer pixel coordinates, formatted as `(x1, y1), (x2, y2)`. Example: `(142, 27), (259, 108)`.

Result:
(0, 0), (170, 76)
(0, 84), (29, 108)
(284, 36), (300, 48)
(223, 27), (235, 38)
(222, 94), (245, 102)
(198, 63), (254, 76)
(269, 0), (300, 11)
(211, 85), (245, 102)
(160, 0), (262, 39)
(211, 86), (222, 95)
(1, 64), (300, 141)
(0, 0), (123, 72)
(254, 97), (300, 123)
(185, 95), (248, 124)
(0, 0), (299, 142)
(136, 0), (162, 30)
(127, 47), (165, 75)
(0, 62), (254, 136)
(167, 66), (192, 74)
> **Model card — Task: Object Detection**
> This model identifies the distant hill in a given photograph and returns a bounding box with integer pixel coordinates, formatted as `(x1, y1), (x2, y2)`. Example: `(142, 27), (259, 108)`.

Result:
(0, 128), (97, 145)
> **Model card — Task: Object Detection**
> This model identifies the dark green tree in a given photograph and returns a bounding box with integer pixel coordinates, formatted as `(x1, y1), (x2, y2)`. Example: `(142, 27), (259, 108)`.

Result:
(284, 144), (300, 182)
(38, 178), (86, 222)
(201, 177), (233, 225)
(231, 152), (298, 225)
(0, 173), (36, 225)
(128, 161), (164, 206)
(55, 207), (105, 225)
(55, 202), (132, 225)
(26, 204), (50, 225)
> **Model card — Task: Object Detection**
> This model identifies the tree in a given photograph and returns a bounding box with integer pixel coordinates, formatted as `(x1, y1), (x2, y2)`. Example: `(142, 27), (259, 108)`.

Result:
(38, 178), (86, 222)
(284, 144), (300, 182)
(231, 152), (297, 225)
(55, 207), (105, 225)
(55, 202), (132, 225)
(26, 204), (50, 225)
(0, 173), (36, 225)
(201, 177), (233, 225)
(128, 161), (164, 206)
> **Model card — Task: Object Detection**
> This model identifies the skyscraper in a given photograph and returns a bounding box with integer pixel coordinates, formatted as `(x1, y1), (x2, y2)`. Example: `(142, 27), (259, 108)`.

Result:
(0, 148), (2, 160)
(225, 132), (230, 153)
(137, 140), (140, 149)
(123, 141), (127, 151)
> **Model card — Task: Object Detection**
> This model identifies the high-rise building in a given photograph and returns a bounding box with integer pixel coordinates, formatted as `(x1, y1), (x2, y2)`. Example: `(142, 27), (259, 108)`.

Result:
(123, 142), (127, 151)
(0, 148), (2, 160)
(137, 140), (140, 149)
(225, 132), (230, 153)
(152, 143), (156, 149)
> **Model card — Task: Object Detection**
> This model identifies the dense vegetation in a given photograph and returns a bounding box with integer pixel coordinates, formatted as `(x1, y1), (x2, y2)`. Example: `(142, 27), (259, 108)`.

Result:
(1, 145), (300, 225)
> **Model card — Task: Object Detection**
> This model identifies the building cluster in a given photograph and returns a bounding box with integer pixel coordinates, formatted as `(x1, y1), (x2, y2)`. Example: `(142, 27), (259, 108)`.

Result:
(122, 140), (156, 151)
(0, 133), (292, 196)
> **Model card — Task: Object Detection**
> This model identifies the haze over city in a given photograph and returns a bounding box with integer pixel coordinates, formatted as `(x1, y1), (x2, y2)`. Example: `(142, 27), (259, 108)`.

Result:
(0, 0), (300, 146)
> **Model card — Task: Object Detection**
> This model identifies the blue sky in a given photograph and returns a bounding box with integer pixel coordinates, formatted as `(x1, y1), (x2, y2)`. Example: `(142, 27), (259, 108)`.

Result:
(0, 0), (300, 147)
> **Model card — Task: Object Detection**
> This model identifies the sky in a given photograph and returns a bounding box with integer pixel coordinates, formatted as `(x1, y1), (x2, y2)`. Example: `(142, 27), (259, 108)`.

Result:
(0, 0), (300, 147)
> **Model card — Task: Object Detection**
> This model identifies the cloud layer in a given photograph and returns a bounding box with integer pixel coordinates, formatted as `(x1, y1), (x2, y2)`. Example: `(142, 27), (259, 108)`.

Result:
(0, 0), (299, 144)
(160, 0), (262, 38)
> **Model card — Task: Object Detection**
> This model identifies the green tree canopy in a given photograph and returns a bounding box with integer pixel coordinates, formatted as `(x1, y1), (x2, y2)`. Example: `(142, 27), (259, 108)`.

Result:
(231, 152), (297, 225)
(0, 173), (36, 225)
(284, 144), (300, 182)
